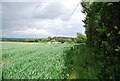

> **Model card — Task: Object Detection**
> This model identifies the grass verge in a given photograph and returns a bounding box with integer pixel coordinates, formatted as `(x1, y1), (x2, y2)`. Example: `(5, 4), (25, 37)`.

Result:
(65, 43), (97, 79)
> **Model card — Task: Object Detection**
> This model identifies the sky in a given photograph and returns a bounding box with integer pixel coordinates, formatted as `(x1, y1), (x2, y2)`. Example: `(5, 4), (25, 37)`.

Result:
(1, 0), (86, 38)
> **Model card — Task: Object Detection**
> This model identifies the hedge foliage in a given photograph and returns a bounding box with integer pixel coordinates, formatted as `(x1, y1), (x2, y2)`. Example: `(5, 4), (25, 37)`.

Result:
(81, 2), (120, 79)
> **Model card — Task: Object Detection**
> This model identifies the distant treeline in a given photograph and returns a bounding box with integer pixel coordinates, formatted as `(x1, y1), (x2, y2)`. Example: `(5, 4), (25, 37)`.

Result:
(0, 32), (86, 43)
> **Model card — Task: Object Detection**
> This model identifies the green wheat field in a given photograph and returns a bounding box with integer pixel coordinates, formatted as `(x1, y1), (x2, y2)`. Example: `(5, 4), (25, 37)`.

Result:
(1, 42), (76, 79)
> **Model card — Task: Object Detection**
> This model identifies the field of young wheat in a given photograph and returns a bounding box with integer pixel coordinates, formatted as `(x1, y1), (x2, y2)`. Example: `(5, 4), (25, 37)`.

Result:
(1, 42), (76, 79)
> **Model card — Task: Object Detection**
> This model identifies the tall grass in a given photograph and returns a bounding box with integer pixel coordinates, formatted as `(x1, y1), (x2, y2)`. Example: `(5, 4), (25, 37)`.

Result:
(65, 43), (97, 79)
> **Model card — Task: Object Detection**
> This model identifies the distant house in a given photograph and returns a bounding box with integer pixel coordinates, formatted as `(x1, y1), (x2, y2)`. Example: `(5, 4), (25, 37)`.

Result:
(48, 42), (51, 44)
(48, 39), (61, 44)
(48, 41), (70, 44)
(48, 41), (61, 44)
(52, 42), (61, 44)
(63, 42), (70, 44)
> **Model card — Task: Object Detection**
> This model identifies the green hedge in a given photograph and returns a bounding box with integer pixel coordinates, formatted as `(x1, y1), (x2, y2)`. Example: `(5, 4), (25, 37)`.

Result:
(81, 2), (120, 79)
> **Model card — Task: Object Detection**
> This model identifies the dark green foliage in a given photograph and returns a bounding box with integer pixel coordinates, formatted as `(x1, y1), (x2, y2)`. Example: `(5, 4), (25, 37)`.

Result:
(25, 39), (38, 42)
(48, 37), (76, 43)
(65, 44), (97, 79)
(1, 33), (86, 43)
(58, 38), (72, 43)
(0, 39), (7, 41)
(76, 32), (87, 43)
(81, 2), (120, 79)
(0, 39), (25, 42)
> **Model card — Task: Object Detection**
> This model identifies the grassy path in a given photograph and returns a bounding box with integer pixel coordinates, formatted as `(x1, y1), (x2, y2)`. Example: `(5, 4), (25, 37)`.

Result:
(66, 44), (97, 79)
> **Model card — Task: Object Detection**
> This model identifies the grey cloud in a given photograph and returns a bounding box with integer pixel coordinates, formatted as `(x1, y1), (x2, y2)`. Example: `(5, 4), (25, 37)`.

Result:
(1, 0), (57, 2)
(32, 2), (74, 21)
(2, 2), (39, 20)
(33, 2), (64, 19)
(0, 3), (1, 38)
(42, 22), (85, 37)
(2, 1), (85, 38)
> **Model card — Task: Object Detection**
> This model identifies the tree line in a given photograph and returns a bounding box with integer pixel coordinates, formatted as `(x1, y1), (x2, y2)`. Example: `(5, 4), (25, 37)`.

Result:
(81, 1), (120, 79)
(1, 32), (86, 43)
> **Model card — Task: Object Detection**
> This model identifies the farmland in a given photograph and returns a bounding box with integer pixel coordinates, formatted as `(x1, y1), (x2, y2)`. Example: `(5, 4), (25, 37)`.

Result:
(1, 42), (76, 79)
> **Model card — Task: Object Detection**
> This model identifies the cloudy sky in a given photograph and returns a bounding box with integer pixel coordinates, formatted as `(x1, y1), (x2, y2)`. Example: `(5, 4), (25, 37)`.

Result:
(1, 0), (86, 38)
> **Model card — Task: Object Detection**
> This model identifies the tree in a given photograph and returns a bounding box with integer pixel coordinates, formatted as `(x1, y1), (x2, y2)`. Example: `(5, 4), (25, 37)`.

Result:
(25, 38), (36, 42)
(76, 32), (86, 43)
(81, 1), (120, 79)
(47, 37), (52, 41)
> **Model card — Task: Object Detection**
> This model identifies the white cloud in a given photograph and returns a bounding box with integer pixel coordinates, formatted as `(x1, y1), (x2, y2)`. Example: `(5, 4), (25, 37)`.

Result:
(32, 2), (64, 19)
(2, 0), (86, 38)
(13, 28), (54, 36)
(67, 25), (73, 28)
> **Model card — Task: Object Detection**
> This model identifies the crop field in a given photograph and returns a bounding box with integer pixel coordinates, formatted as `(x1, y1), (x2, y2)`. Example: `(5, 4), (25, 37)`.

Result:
(1, 42), (76, 79)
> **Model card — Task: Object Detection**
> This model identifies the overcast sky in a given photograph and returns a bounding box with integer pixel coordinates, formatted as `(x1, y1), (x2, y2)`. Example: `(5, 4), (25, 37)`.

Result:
(1, 0), (86, 38)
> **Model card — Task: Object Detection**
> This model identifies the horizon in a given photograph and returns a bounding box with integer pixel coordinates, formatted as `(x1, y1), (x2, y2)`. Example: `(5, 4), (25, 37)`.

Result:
(0, 36), (77, 39)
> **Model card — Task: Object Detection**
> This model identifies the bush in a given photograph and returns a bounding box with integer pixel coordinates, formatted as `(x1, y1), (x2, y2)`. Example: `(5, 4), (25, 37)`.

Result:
(25, 39), (37, 42)
(81, 2), (120, 79)
(76, 33), (87, 43)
